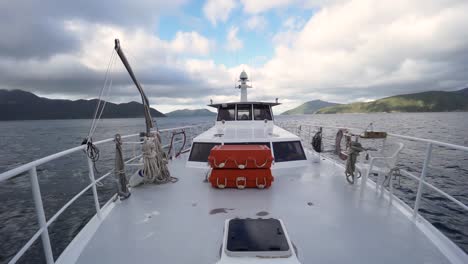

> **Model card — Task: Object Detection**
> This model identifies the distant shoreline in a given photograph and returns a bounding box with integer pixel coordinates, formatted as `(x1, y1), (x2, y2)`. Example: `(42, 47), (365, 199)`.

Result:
(2, 111), (467, 122)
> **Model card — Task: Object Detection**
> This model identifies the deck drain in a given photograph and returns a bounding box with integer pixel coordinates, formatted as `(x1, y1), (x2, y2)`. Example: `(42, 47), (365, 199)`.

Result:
(256, 211), (269, 216)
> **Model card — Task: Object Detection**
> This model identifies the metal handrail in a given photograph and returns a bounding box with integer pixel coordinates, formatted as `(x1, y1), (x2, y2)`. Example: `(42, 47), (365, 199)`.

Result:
(277, 122), (468, 215)
(0, 124), (208, 264)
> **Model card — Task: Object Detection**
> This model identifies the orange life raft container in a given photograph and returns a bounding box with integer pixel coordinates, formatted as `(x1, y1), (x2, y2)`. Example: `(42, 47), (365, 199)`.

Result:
(208, 145), (273, 169)
(208, 145), (274, 189)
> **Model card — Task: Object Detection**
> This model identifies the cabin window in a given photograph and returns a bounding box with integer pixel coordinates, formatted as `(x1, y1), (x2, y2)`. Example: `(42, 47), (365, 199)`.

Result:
(253, 104), (272, 120)
(237, 104), (252, 121)
(272, 141), (306, 162)
(189, 143), (221, 162)
(217, 104), (235, 121)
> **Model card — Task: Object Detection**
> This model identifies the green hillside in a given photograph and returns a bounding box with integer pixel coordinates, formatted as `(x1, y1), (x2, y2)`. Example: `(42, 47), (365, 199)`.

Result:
(317, 90), (468, 114)
(0, 89), (166, 120)
(166, 108), (216, 117)
(282, 100), (340, 115)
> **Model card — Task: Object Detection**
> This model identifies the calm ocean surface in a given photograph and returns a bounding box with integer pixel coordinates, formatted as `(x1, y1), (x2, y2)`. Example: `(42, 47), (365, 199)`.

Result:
(0, 113), (467, 263)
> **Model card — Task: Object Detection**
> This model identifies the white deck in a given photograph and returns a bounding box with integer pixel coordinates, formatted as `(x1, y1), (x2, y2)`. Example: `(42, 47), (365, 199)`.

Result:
(75, 153), (451, 264)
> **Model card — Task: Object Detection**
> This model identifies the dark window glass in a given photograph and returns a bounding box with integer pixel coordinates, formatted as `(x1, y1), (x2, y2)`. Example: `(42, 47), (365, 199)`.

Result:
(273, 141), (306, 162)
(237, 104), (252, 121)
(253, 104), (272, 120)
(189, 143), (221, 162)
(217, 105), (235, 121)
(224, 142), (271, 149)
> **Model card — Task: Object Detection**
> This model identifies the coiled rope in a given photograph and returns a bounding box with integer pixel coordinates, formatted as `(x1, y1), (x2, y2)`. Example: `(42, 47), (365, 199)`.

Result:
(311, 127), (323, 153)
(114, 134), (130, 199)
(142, 134), (178, 184)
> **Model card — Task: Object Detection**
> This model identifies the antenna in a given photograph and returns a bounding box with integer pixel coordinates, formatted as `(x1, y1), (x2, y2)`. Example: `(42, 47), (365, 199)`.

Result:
(249, 60), (253, 89)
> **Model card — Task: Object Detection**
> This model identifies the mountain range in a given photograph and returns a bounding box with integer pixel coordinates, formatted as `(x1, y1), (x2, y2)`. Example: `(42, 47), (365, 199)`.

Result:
(0, 89), (165, 121)
(165, 108), (216, 117)
(281, 100), (340, 115)
(2, 87), (467, 121)
(283, 88), (468, 114)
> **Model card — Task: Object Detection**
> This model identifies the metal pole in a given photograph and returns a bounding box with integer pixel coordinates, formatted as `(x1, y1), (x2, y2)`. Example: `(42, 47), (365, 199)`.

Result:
(360, 159), (373, 197)
(413, 143), (433, 219)
(114, 39), (153, 134)
(87, 157), (102, 219)
(389, 170), (394, 204)
(29, 167), (54, 264)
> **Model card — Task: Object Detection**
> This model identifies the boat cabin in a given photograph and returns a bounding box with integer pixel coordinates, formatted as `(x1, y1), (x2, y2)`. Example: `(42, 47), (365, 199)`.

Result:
(209, 102), (279, 122)
(186, 71), (307, 168)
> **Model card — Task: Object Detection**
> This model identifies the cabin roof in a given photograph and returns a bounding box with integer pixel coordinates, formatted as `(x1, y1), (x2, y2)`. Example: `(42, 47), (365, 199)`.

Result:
(193, 125), (298, 143)
(208, 101), (280, 108)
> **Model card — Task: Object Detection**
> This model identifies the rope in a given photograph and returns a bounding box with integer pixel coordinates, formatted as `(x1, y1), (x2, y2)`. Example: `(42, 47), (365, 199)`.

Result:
(233, 159), (248, 169)
(335, 129), (351, 161)
(81, 138), (100, 173)
(251, 157), (269, 168)
(211, 157), (228, 168)
(81, 49), (117, 174)
(312, 127), (323, 153)
(167, 131), (187, 159)
(345, 141), (365, 184)
(210, 157), (270, 169)
(87, 50), (116, 139)
(114, 134), (130, 199)
(142, 134), (178, 184)
(88, 51), (117, 138)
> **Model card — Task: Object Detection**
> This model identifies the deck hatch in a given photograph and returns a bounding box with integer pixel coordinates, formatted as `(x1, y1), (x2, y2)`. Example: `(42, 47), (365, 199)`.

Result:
(226, 219), (290, 254)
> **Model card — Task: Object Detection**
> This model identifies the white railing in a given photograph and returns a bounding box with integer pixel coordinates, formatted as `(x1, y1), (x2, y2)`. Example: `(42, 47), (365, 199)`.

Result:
(0, 124), (209, 264)
(277, 122), (468, 218)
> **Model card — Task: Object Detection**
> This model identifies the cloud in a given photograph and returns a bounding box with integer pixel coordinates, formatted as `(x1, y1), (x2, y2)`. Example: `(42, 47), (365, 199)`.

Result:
(272, 16), (306, 47)
(203, 0), (237, 26)
(0, 0), (187, 60)
(245, 15), (268, 31)
(282, 16), (306, 30)
(225, 26), (244, 51)
(1, 0), (468, 113)
(253, 0), (468, 104)
(0, 21), (227, 106)
(170, 31), (214, 56)
(240, 0), (295, 14)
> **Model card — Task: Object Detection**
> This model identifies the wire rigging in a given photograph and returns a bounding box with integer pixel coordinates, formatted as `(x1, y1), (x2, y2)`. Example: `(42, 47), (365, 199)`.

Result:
(87, 49), (116, 140)
(82, 49), (117, 171)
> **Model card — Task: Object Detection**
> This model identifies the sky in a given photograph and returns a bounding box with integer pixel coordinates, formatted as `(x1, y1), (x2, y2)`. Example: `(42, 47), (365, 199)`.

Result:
(1, 0), (468, 114)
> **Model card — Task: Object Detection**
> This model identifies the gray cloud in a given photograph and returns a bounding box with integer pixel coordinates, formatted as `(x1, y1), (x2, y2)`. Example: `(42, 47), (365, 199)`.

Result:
(0, 0), (184, 59)
(1, 0), (468, 113)
(0, 57), (222, 100)
(0, 0), (225, 106)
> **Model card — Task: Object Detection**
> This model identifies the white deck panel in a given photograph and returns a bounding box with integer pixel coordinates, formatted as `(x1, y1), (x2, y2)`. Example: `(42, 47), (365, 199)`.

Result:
(195, 125), (299, 143)
(76, 154), (450, 264)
